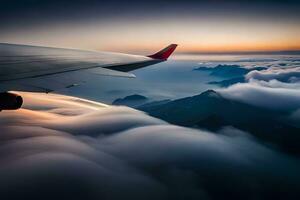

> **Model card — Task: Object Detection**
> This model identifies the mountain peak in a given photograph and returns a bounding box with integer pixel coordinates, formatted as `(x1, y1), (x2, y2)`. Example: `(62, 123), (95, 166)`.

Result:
(200, 90), (222, 98)
(112, 94), (149, 108)
(122, 94), (148, 101)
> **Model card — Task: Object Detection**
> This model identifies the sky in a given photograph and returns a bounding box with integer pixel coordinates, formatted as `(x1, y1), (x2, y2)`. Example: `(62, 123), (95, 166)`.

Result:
(1, 0), (300, 53)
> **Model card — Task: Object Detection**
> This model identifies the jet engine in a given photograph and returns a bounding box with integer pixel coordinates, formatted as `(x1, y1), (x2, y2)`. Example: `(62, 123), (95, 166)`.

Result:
(0, 92), (23, 111)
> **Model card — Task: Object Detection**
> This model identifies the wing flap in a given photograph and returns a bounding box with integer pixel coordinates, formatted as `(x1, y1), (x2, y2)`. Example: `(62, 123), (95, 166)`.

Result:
(0, 71), (87, 93)
(0, 67), (135, 93)
(87, 67), (136, 78)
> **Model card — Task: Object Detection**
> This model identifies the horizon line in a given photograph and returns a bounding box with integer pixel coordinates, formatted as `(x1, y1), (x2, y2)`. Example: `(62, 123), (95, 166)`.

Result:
(176, 49), (300, 55)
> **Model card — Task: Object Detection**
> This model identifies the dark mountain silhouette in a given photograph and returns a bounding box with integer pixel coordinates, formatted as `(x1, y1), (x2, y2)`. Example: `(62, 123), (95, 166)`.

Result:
(194, 64), (266, 86)
(138, 99), (171, 108)
(139, 90), (300, 155)
(112, 94), (149, 107)
(208, 77), (246, 87)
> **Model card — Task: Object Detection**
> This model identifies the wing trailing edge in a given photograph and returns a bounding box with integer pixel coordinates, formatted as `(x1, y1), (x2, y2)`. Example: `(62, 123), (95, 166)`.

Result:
(104, 44), (178, 72)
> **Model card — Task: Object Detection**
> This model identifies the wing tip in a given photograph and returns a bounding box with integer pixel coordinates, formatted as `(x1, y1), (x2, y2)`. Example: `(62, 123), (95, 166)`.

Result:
(148, 44), (178, 60)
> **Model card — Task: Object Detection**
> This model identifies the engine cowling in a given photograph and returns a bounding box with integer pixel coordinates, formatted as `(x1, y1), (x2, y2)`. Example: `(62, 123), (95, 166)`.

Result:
(0, 92), (23, 110)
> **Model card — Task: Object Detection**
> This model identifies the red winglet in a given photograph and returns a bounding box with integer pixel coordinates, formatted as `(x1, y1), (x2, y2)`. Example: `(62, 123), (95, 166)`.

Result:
(148, 44), (178, 60)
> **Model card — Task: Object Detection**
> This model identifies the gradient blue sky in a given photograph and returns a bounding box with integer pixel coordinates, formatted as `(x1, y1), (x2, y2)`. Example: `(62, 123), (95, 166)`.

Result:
(1, 0), (300, 53)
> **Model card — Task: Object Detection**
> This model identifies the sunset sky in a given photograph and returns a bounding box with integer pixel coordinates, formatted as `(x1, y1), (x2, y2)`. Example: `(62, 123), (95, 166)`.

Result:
(1, 0), (300, 53)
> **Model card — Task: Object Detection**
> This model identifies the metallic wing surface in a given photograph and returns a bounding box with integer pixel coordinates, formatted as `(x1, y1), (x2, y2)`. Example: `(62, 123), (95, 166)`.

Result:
(0, 43), (177, 93)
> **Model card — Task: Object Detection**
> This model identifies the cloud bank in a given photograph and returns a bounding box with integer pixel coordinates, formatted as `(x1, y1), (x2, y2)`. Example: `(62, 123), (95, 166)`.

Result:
(218, 62), (300, 113)
(219, 81), (300, 112)
(0, 92), (300, 200)
(246, 67), (300, 83)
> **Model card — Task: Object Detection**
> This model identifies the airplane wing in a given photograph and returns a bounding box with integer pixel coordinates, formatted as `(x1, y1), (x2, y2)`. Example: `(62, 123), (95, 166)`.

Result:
(0, 43), (177, 93)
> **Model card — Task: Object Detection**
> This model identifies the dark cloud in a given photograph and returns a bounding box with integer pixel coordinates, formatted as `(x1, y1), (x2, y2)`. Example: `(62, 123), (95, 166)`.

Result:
(0, 92), (300, 199)
(289, 109), (300, 127)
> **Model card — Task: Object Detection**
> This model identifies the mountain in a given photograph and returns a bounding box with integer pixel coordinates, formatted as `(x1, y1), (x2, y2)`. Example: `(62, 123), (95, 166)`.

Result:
(139, 90), (266, 127)
(112, 94), (149, 108)
(194, 64), (266, 86)
(138, 90), (300, 154)
(208, 77), (246, 87)
(138, 99), (171, 108)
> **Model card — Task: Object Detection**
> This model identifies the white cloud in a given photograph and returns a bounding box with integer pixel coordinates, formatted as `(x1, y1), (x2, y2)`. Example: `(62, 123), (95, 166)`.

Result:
(0, 92), (300, 199)
(246, 66), (300, 83)
(219, 82), (300, 112)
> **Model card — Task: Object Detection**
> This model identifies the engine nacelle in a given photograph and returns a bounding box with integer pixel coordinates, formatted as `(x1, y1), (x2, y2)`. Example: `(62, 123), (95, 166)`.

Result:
(0, 92), (23, 111)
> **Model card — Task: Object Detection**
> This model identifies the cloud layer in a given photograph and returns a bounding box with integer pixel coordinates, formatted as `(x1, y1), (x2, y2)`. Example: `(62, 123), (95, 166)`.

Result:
(219, 80), (300, 112)
(0, 92), (300, 200)
(246, 66), (300, 83)
(217, 60), (300, 111)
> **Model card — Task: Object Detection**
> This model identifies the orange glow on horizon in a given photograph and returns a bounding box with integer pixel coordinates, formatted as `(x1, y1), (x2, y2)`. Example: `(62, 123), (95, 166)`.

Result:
(177, 43), (300, 53)
(1, 17), (300, 54)
(96, 40), (300, 54)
